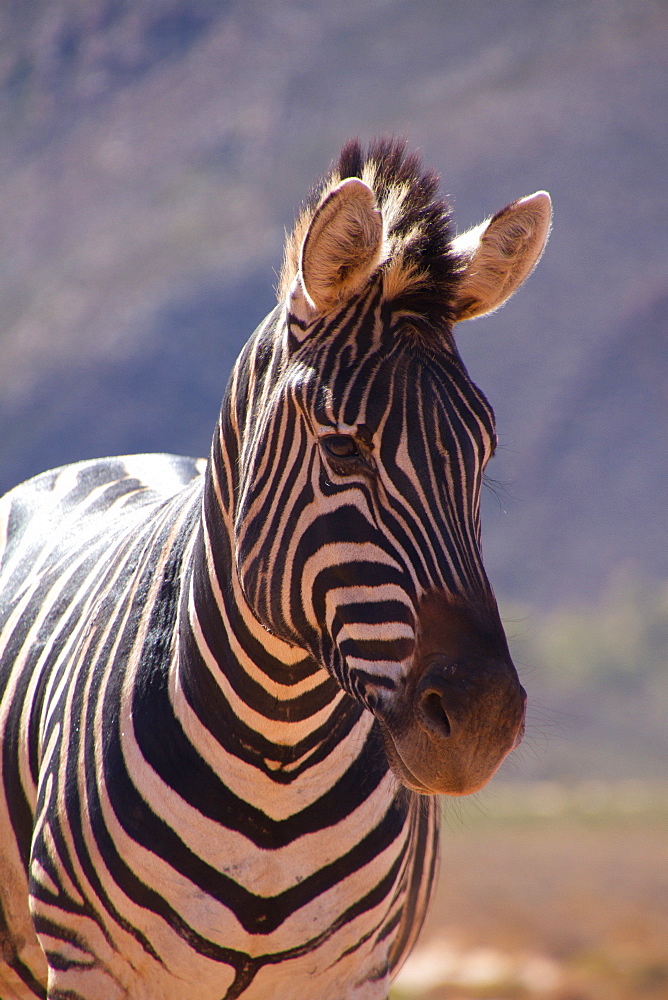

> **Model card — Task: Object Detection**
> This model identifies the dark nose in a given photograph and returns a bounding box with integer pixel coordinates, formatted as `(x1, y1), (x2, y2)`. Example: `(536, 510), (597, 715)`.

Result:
(415, 678), (454, 739)
(415, 663), (475, 740)
(414, 658), (526, 746)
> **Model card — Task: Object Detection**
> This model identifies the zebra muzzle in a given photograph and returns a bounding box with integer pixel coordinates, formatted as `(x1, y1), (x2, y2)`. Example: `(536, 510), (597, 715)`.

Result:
(379, 654), (526, 796)
(372, 586), (527, 797)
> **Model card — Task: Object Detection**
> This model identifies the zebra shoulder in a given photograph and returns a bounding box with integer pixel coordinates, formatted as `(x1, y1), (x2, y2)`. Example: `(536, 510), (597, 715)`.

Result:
(0, 453), (205, 577)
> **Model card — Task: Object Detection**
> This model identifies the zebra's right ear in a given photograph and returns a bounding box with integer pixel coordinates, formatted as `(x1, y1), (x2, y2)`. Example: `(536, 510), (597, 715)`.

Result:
(289, 178), (384, 331)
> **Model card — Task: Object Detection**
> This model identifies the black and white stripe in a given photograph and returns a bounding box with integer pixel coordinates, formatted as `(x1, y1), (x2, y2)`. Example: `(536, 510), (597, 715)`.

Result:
(0, 139), (550, 999)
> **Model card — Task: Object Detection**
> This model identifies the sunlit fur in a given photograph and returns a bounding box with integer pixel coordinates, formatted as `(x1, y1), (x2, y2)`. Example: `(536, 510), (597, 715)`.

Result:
(280, 137), (463, 338)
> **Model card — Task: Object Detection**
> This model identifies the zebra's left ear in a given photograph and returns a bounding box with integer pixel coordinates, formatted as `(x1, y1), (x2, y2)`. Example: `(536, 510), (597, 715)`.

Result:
(449, 191), (552, 323)
(290, 178), (384, 328)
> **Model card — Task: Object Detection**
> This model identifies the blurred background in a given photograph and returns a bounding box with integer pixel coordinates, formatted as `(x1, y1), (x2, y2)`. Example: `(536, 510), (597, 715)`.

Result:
(1, 1), (666, 997)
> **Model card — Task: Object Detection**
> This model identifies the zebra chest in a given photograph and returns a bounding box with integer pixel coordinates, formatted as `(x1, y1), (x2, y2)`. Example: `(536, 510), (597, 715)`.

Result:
(32, 758), (417, 1000)
(0, 501), (433, 998)
(29, 658), (424, 998)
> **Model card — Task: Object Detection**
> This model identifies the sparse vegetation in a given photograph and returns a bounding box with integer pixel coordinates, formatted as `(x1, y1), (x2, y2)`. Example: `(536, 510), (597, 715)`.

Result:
(497, 570), (668, 781)
(392, 806), (668, 1000)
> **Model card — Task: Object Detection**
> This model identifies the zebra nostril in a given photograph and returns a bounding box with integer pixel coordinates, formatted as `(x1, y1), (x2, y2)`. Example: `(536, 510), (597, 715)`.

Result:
(416, 688), (452, 739)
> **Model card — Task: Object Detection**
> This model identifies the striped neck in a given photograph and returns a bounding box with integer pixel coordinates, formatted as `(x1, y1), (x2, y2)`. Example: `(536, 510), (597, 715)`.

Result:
(173, 375), (372, 774)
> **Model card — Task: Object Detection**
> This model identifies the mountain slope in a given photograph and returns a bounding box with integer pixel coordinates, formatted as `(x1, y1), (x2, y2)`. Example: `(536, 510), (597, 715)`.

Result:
(1, 0), (665, 607)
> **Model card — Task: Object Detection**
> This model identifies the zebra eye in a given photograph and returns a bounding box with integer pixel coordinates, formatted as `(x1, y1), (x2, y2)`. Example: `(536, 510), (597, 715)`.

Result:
(322, 435), (359, 459)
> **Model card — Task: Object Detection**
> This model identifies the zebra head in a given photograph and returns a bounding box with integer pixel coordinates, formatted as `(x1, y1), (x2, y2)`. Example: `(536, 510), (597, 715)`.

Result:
(229, 140), (551, 796)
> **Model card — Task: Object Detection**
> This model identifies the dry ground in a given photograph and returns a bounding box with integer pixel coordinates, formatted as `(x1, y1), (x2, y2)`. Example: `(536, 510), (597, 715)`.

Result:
(392, 784), (668, 1000)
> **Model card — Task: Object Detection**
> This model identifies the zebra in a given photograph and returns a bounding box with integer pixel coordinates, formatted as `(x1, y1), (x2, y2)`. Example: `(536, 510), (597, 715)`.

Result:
(0, 138), (551, 1000)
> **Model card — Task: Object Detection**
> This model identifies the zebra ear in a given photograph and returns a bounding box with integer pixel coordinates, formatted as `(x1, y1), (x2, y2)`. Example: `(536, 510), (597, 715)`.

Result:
(450, 191), (552, 322)
(295, 177), (384, 320)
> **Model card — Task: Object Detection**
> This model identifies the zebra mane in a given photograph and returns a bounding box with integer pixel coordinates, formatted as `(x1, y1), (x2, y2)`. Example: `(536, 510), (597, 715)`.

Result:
(279, 137), (461, 332)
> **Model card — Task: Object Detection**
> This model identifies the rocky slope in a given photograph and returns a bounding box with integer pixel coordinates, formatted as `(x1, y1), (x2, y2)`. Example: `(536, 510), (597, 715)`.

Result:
(1, 0), (666, 607)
